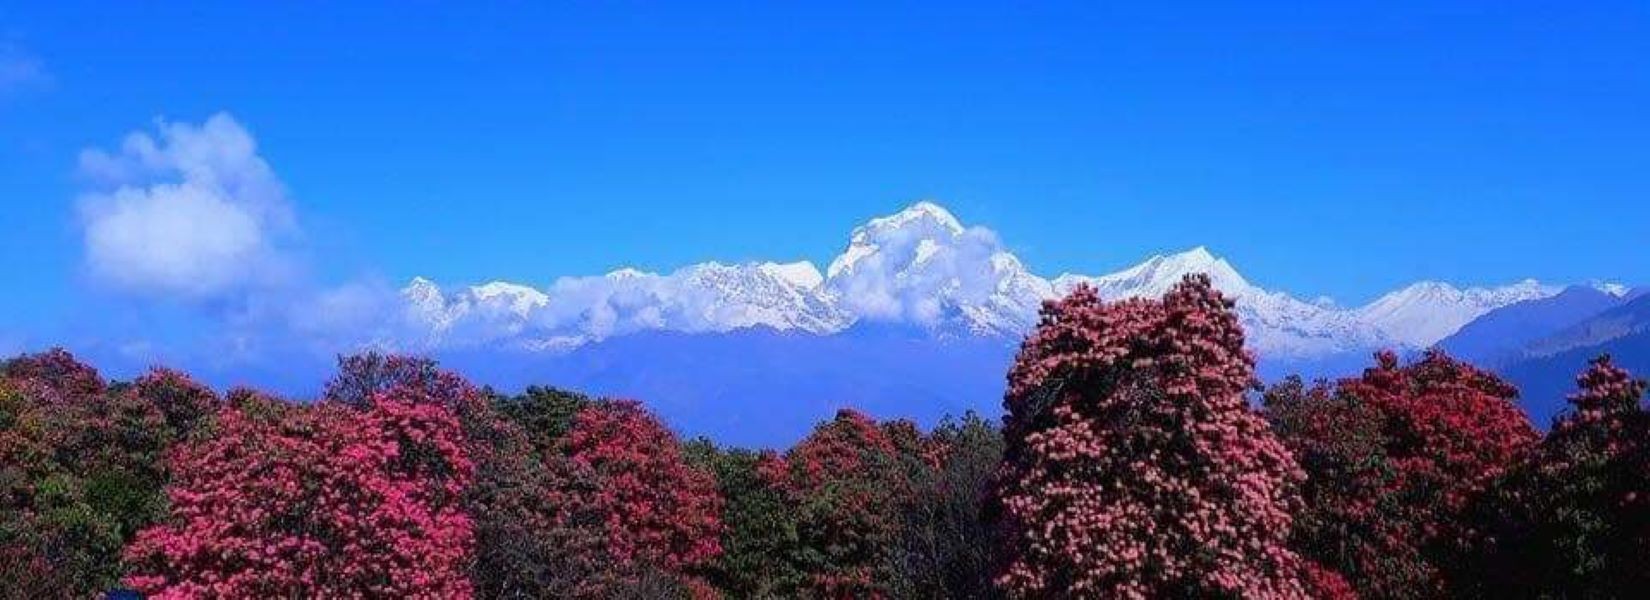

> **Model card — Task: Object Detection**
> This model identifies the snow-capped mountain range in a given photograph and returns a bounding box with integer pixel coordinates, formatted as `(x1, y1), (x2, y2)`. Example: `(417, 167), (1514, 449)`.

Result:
(398, 201), (1565, 359)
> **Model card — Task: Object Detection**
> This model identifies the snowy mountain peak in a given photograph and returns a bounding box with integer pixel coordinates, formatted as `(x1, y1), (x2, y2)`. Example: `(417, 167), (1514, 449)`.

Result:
(403, 276), (439, 295)
(402, 277), (447, 317)
(1055, 247), (1252, 301)
(1592, 281), (1631, 297)
(874, 200), (965, 235)
(758, 261), (825, 290)
(828, 201), (969, 279)
(1137, 246), (1248, 289)
(822, 202), (1044, 335)
(606, 267), (653, 280)
(387, 201), (1602, 362)
(1356, 279), (1559, 347)
(469, 281), (550, 316)
(1178, 245), (1216, 263)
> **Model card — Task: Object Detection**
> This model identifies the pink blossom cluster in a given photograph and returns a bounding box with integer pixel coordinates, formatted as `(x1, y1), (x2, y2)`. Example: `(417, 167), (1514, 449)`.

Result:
(122, 388), (477, 598)
(996, 275), (1313, 598)
(558, 399), (725, 575)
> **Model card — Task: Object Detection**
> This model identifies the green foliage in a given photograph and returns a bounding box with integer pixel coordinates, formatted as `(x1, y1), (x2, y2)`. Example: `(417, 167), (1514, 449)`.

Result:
(699, 411), (1006, 599)
(491, 385), (595, 451)
(888, 412), (1004, 599)
(11, 344), (1650, 598)
(697, 443), (806, 597)
(1466, 356), (1650, 598)
(0, 351), (217, 598)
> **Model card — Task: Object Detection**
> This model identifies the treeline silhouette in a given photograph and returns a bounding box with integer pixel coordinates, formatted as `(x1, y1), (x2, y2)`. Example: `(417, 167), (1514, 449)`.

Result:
(2, 275), (1645, 599)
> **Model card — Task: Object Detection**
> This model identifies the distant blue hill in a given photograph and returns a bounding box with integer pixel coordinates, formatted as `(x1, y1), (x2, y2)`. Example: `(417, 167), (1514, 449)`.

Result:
(1439, 286), (1627, 367)
(65, 325), (1410, 449)
(1499, 292), (1650, 427)
(1502, 329), (1650, 428)
(437, 325), (1022, 448)
(447, 328), (1404, 447)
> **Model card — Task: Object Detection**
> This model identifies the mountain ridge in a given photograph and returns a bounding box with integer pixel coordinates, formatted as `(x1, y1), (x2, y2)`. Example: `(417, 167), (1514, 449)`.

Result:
(399, 201), (1570, 360)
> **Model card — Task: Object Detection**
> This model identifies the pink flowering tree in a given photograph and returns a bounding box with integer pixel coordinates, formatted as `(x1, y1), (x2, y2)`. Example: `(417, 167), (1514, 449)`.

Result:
(555, 400), (724, 588)
(995, 275), (1312, 598)
(122, 387), (476, 598)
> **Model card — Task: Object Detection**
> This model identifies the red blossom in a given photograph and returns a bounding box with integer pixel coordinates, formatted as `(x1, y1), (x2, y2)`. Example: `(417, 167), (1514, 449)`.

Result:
(763, 408), (914, 598)
(996, 275), (1310, 598)
(1269, 349), (1538, 597)
(122, 389), (476, 598)
(557, 399), (725, 575)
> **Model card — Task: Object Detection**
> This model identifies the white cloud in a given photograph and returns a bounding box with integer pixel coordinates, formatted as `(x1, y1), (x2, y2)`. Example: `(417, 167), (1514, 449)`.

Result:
(821, 202), (1050, 333)
(396, 260), (848, 351)
(76, 113), (298, 300)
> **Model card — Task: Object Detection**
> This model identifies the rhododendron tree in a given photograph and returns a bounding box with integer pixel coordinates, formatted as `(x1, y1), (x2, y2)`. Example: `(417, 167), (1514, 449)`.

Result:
(1, 350), (215, 597)
(123, 367), (220, 442)
(1267, 350), (1538, 597)
(470, 394), (724, 597)
(470, 385), (600, 597)
(1299, 562), (1358, 600)
(123, 388), (476, 598)
(0, 377), (107, 597)
(326, 352), (454, 407)
(1470, 356), (1650, 596)
(2, 348), (106, 400)
(763, 408), (915, 598)
(1262, 376), (1403, 595)
(494, 384), (595, 453)
(996, 275), (1311, 598)
(557, 400), (724, 581)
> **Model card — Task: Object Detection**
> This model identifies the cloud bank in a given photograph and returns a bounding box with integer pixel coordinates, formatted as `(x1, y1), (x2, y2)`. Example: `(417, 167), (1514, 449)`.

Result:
(822, 201), (1047, 332)
(76, 113), (298, 301)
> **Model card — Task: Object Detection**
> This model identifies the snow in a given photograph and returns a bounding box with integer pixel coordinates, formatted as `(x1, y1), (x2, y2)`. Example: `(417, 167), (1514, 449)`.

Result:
(1355, 279), (1558, 347)
(1054, 246), (1249, 301)
(757, 261), (825, 290)
(469, 281), (550, 317)
(396, 201), (1586, 358)
(1054, 248), (1388, 357)
(869, 200), (964, 235)
(819, 201), (1045, 335)
(826, 201), (965, 279)
(1593, 281), (1631, 297)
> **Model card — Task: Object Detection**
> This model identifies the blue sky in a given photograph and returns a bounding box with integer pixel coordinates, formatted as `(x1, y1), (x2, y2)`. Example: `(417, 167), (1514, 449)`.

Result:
(2, 1), (1647, 347)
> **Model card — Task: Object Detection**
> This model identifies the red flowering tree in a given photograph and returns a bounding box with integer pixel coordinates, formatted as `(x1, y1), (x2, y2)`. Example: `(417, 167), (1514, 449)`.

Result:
(475, 394), (723, 597)
(761, 408), (914, 598)
(1473, 356), (1650, 596)
(995, 275), (1311, 598)
(1261, 377), (1393, 596)
(126, 367), (221, 442)
(1267, 350), (1538, 597)
(324, 353), (485, 420)
(0, 377), (91, 596)
(554, 400), (724, 588)
(1, 350), (217, 596)
(122, 387), (476, 598)
(694, 442), (807, 598)
(1, 348), (106, 400)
